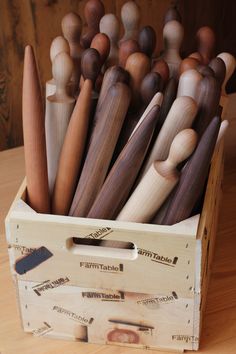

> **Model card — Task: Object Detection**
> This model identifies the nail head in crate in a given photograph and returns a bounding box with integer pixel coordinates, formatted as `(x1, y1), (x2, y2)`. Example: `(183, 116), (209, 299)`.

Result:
(5, 135), (224, 351)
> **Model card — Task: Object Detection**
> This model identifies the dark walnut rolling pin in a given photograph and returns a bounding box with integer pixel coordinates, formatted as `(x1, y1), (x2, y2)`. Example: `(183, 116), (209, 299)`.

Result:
(117, 129), (197, 223)
(52, 49), (101, 215)
(87, 105), (160, 220)
(22, 45), (50, 214)
(69, 82), (131, 217)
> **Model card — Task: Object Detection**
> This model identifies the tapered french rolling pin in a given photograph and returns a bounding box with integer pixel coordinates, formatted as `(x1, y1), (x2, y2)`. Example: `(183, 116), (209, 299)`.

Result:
(52, 49), (101, 215)
(138, 26), (156, 58)
(152, 59), (170, 86)
(196, 26), (215, 65)
(164, 5), (182, 24)
(162, 116), (221, 225)
(22, 45), (50, 213)
(87, 105), (160, 220)
(45, 52), (75, 194)
(177, 69), (202, 101)
(69, 82), (131, 217)
(117, 129), (197, 223)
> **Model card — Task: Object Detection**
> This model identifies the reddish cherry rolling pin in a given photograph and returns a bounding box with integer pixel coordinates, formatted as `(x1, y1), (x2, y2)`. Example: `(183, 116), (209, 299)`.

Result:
(45, 52), (75, 194)
(162, 116), (221, 225)
(196, 26), (215, 65)
(52, 49), (101, 215)
(22, 46), (50, 213)
(87, 105), (160, 220)
(69, 82), (131, 217)
(118, 39), (140, 68)
(117, 129), (197, 223)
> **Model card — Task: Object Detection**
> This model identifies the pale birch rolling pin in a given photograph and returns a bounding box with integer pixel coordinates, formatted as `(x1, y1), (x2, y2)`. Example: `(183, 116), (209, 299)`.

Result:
(46, 36), (70, 97)
(99, 14), (119, 67)
(140, 96), (197, 179)
(52, 49), (101, 215)
(162, 116), (221, 225)
(87, 105), (160, 220)
(69, 82), (131, 217)
(80, 0), (105, 49)
(119, 0), (140, 44)
(22, 45), (50, 213)
(45, 52), (75, 194)
(177, 69), (202, 101)
(117, 129), (197, 223)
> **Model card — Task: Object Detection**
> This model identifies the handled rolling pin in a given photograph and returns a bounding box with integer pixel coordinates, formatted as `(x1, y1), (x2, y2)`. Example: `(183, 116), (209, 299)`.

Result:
(138, 26), (156, 58)
(99, 14), (119, 67)
(46, 36), (70, 97)
(177, 69), (202, 101)
(120, 1), (140, 44)
(117, 129), (197, 223)
(87, 105), (160, 220)
(196, 26), (215, 65)
(45, 52), (75, 194)
(80, 0), (105, 49)
(140, 96), (197, 179)
(22, 45), (50, 213)
(52, 49), (101, 215)
(162, 116), (221, 225)
(69, 82), (131, 217)
(118, 39), (140, 68)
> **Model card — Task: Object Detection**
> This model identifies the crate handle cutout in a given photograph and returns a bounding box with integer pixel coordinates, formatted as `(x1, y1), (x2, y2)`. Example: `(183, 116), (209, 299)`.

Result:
(66, 237), (138, 260)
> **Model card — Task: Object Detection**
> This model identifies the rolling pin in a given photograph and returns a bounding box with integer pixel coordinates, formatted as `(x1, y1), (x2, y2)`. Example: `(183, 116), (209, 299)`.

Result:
(196, 26), (215, 65)
(80, 0), (105, 49)
(217, 52), (236, 95)
(45, 52), (75, 195)
(125, 52), (151, 111)
(162, 20), (184, 78)
(164, 5), (182, 24)
(209, 57), (226, 87)
(140, 95), (197, 178)
(138, 26), (156, 58)
(177, 69), (202, 101)
(22, 45), (50, 213)
(196, 64), (214, 77)
(117, 129), (197, 223)
(162, 116), (221, 225)
(118, 39), (140, 68)
(193, 75), (221, 137)
(99, 14), (119, 67)
(87, 105), (160, 220)
(120, 1), (140, 44)
(69, 82), (131, 217)
(52, 49), (101, 215)
(61, 12), (83, 94)
(152, 59), (170, 85)
(46, 36), (70, 97)
(179, 57), (200, 75)
(140, 72), (164, 103)
(216, 120), (229, 146)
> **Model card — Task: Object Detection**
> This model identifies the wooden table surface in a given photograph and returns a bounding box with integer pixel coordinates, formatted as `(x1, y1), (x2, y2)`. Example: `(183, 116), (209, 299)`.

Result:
(1, 96), (236, 354)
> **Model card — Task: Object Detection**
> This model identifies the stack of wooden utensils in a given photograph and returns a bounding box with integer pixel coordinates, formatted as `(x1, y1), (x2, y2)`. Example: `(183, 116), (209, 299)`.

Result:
(22, 0), (235, 225)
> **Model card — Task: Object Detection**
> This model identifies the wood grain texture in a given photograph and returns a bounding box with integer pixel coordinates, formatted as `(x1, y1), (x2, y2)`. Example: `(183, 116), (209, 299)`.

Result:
(70, 82), (131, 217)
(87, 105), (160, 220)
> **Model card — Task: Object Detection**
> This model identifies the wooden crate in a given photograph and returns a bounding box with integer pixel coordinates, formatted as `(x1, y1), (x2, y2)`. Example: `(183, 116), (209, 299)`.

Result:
(5, 141), (224, 352)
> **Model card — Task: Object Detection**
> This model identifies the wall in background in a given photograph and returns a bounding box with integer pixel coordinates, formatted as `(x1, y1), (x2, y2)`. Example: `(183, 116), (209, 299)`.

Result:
(0, 0), (235, 151)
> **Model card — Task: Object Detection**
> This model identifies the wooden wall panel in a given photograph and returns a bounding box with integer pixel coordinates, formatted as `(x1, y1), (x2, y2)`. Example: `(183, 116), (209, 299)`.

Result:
(0, 0), (235, 151)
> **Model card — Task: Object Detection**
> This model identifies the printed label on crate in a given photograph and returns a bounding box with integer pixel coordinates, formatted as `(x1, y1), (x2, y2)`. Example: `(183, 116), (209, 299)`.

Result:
(84, 227), (113, 239)
(171, 335), (199, 343)
(52, 306), (94, 326)
(32, 277), (70, 296)
(137, 292), (178, 309)
(80, 262), (124, 273)
(32, 322), (52, 336)
(10, 244), (36, 256)
(138, 248), (178, 267)
(81, 290), (125, 302)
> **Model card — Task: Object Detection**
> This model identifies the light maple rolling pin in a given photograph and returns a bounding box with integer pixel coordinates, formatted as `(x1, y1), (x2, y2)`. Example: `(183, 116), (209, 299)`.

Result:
(196, 26), (215, 65)
(99, 14), (119, 67)
(22, 45), (50, 213)
(152, 59), (170, 86)
(138, 26), (156, 58)
(162, 116), (221, 225)
(119, 1), (140, 44)
(69, 82), (131, 217)
(46, 36), (70, 97)
(164, 5), (182, 24)
(177, 69), (202, 101)
(61, 12), (83, 94)
(117, 129), (197, 223)
(118, 39), (140, 68)
(45, 52), (75, 194)
(80, 0), (105, 49)
(162, 20), (184, 78)
(140, 95), (197, 179)
(52, 49), (101, 215)
(87, 105), (160, 220)
(125, 52), (151, 111)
